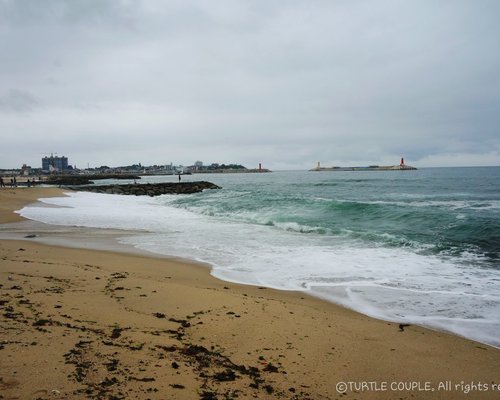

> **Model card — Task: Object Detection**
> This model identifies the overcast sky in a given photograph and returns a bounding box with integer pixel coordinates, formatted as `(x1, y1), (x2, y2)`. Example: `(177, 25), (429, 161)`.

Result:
(1, 0), (499, 170)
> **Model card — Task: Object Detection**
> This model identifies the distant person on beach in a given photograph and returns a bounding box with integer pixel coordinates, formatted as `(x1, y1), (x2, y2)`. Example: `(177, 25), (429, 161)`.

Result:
(10, 179), (14, 188)
(13, 177), (17, 187)
(178, 174), (181, 182)
(27, 179), (32, 187)
(0, 177), (5, 187)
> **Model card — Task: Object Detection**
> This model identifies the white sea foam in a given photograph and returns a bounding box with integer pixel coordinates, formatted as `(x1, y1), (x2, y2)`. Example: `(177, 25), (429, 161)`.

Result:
(17, 191), (500, 348)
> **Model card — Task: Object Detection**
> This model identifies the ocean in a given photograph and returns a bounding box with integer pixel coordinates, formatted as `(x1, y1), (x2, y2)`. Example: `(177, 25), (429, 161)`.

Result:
(17, 167), (500, 347)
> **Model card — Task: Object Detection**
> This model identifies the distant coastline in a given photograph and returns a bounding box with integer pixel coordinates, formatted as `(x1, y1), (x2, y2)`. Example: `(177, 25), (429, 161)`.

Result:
(190, 168), (271, 174)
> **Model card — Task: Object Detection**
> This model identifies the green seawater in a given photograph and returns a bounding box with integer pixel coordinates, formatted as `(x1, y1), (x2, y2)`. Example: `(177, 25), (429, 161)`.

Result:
(170, 167), (500, 267)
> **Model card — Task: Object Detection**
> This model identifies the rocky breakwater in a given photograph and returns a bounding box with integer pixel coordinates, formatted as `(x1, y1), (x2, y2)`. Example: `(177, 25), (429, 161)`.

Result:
(67, 181), (221, 196)
(47, 174), (141, 185)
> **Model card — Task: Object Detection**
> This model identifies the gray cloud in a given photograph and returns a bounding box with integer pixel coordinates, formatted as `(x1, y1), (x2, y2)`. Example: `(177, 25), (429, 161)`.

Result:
(0, 89), (39, 112)
(1, 0), (499, 169)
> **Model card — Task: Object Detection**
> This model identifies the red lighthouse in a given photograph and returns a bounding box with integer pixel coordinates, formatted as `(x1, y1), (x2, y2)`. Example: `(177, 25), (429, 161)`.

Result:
(400, 157), (405, 166)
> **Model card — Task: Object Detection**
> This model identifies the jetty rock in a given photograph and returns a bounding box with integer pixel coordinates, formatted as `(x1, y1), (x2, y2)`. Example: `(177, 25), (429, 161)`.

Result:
(66, 181), (221, 196)
(47, 174), (141, 185)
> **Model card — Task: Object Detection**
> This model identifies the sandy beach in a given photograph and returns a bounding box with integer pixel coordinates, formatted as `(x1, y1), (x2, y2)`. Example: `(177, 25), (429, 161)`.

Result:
(1, 187), (499, 399)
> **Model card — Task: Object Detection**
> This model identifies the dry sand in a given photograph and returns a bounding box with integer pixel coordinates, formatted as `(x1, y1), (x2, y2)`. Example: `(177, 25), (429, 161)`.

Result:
(0, 187), (499, 400)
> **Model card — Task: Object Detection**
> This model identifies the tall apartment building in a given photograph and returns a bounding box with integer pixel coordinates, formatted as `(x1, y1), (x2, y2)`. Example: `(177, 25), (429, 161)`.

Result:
(42, 155), (69, 172)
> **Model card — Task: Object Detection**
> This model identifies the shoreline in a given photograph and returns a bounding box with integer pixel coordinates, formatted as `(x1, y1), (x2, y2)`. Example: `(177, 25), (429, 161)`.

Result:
(11, 187), (499, 349)
(1, 187), (499, 399)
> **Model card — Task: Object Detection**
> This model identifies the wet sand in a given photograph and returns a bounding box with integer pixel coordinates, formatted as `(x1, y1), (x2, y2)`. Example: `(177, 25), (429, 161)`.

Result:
(1, 187), (499, 399)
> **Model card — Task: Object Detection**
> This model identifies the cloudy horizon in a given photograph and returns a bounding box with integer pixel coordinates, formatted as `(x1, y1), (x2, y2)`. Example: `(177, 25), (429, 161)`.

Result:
(1, 0), (499, 170)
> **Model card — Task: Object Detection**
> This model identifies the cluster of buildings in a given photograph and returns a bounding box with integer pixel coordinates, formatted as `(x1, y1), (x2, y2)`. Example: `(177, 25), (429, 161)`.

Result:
(0, 154), (71, 178)
(78, 160), (254, 175)
(42, 155), (69, 172)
